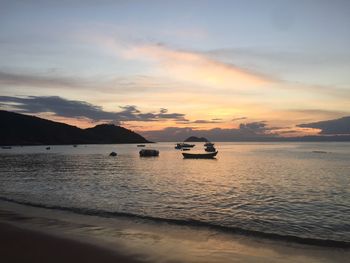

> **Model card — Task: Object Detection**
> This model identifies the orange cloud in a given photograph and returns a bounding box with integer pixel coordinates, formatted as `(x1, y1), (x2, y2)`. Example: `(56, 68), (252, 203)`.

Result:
(123, 44), (270, 90)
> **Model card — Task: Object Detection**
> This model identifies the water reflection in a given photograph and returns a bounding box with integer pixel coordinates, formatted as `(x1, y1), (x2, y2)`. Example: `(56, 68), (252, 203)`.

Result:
(0, 142), (349, 243)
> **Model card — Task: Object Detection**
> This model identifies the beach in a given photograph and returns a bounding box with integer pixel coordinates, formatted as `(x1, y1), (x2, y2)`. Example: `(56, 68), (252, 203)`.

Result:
(0, 222), (141, 263)
(1, 199), (349, 263)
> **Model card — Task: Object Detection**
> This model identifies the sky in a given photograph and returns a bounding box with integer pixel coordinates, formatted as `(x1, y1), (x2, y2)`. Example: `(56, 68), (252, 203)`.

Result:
(1, 0), (350, 141)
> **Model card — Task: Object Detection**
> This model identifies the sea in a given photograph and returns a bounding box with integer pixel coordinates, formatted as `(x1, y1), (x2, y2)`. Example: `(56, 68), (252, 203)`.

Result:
(0, 142), (350, 260)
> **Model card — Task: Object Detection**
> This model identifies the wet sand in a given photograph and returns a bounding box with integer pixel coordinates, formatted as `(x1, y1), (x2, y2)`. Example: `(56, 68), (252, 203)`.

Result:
(0, 200), (349, 263)
(0, 222), (142, 263)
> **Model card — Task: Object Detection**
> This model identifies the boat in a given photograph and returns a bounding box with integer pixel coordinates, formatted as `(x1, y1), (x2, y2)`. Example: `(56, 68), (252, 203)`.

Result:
(204, 142), (214, 147)
(73, 145), (78, 147)
(182, 151), (218, 159)
(182, 148), (191, 151)
(139, 149), (159, 157)
(109, 151), (117, 157)
(137, 144), (146, 147)
(175, 143), (195, 149)
(205, 146), (216, 152)
(175, 143), (182, 149)
(46, 147), (51, 150)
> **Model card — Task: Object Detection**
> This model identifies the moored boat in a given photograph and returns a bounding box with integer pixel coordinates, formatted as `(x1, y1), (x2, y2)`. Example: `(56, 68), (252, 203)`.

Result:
(182, 151), (218, 159)
(175, 143), (195, 149)
(205, 146), (216, 152)
(139, 149), (159, 157)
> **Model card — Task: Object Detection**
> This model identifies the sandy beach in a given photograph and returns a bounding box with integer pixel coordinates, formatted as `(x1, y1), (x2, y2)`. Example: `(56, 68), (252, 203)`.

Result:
(0, 222), (142, 263)
(1, 200), (349, 263)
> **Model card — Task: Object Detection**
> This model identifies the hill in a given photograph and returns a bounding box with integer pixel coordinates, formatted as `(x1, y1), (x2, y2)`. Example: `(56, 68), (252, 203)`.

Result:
(0, 110), (150, 145)
(85, 124), (149, 144)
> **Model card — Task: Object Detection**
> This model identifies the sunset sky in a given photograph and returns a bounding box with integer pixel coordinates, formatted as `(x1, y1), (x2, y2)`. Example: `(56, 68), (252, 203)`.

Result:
(1, 0), (350, 140)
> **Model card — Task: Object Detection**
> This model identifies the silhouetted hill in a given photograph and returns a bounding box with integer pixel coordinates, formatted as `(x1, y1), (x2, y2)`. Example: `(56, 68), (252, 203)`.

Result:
(85, 124), (149, 144)
(0, 110), (150, 145)
(184, 136), (208, 142)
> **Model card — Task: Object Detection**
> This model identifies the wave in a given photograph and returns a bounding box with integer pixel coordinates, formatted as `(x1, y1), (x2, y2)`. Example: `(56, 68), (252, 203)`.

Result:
(0, 196), (349, 249)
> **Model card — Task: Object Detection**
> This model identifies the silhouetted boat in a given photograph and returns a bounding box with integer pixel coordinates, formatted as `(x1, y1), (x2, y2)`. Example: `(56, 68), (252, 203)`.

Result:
(73, 144), (78, 147)
(46, 147), (51, 150)
(109, 151), (117, 157)
(175, 143), (195, 149)
(182, 148), (191, 151)
(182, 151), (218, 159)
(139, 149), (159, 157)
(137, 144), (146, 147)
(1, 146), (12, 149)
(205, 146), (216, 152)
(204, 142), (214, 147)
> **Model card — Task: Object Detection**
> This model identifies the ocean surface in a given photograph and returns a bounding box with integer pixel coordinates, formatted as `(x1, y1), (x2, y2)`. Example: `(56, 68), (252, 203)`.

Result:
(1, 142), (349, 247)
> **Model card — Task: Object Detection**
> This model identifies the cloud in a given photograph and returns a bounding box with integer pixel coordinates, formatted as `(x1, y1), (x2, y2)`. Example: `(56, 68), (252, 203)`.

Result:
(175, 119), (223, 124)
(239, 121), (267, 134)
(0, 71), (88, 89)
(205, 47), (350, 100)
(288, 109), (349, 118)
(298, 116), (350, 135)
(232, 117), (247, 121)
(105, 41), (272, 90)
(0, 96), (187, 123)
(192, 119), (223, 124)
(140, 121), (277, 142)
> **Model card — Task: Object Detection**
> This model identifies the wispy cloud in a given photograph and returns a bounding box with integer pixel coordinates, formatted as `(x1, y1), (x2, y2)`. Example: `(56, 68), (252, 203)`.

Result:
(89, 34), (272, 89)
(0, 71), (88, 89)
(176, 119), (223, 124)
(232, 117), (247, 122)
(122, 44), (271, 89)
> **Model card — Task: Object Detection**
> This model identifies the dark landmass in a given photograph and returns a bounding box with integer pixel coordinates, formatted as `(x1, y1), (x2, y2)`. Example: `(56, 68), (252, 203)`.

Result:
(2, 110), (350, 144)
(184, 136), (209, 142)
(0, 222), (141, 263)
(0, 110), (150, 145)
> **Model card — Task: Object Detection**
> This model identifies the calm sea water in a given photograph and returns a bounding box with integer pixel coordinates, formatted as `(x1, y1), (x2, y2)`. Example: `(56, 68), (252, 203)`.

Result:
(0, 142), (349, 245)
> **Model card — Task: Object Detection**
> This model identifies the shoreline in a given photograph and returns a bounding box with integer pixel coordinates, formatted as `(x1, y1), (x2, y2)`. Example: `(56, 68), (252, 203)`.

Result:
(1, 195), (348, 249)
(1, 200), (349, 263)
